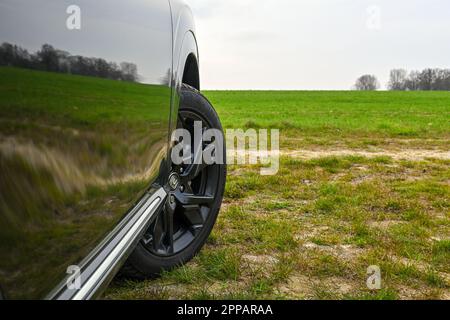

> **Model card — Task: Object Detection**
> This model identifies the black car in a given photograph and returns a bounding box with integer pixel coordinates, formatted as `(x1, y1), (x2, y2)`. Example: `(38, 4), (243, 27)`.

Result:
(0, 0), (226, 300)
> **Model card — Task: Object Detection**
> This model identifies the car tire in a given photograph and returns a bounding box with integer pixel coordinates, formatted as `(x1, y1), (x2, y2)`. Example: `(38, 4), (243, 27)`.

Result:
(121, 84), (226, 278)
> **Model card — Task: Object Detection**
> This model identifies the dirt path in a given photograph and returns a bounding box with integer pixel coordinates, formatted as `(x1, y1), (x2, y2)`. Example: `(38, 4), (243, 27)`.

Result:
(283, 148), (450, 161)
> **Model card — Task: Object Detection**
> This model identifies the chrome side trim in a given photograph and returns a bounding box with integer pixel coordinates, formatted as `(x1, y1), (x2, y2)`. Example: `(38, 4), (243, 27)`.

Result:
(73, 188), (166, 300)
(50, 187), (166, 300)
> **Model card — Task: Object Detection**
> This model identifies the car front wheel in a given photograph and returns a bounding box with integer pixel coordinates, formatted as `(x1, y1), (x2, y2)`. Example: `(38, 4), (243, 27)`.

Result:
(122, 84), (227, 278)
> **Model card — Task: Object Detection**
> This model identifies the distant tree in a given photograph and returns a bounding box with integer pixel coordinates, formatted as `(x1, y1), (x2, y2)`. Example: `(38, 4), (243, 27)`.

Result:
(354, 74), (379, 91)
(439, 69), (450, 90)
(386, 68), (450, 91)
(388, 69), (408, 91)
(159, 68), (172, 86)
(108, 62), (122, 80)
(37, 44), (60, 72)
(0, 42), (140, 82)
(418, 68), (435, 91)
(120, 62), (139, 82)
(405, 71), (420, 91)
(55, 49), (71, 73)
(433, 69), (448, 90)
(93, 58), (113, 79)
(68, 56), (88, 76)
(0, 43), (14, 66)
(0, 43), (32, 68)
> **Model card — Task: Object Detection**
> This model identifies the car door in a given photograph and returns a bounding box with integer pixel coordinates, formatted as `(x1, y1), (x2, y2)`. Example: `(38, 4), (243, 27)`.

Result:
(0, 0), (173, 299)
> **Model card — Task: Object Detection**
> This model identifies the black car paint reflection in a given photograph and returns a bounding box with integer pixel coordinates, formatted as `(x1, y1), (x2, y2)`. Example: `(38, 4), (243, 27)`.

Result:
(0, 0), (176, 299)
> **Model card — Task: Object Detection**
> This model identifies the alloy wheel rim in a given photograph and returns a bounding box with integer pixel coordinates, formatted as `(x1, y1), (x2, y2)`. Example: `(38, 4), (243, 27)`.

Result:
(142, 109), (221, 257)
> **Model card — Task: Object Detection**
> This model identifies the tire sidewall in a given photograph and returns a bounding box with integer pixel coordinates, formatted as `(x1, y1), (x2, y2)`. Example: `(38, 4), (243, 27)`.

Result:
(127, 85), (226, 276)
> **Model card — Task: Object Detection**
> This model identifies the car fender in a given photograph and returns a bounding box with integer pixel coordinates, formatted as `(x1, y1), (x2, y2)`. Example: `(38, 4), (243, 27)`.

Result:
(169, 0), (200, 133)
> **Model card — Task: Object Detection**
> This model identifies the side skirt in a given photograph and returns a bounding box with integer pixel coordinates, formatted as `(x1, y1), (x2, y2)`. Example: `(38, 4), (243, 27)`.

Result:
(48, 187), (167, 300)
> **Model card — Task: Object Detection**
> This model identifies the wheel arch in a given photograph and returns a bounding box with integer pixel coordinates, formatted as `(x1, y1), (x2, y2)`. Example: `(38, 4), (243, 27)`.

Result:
(182, 52), (200, 90)
(175, 31), (199, 91)
(170, 0), (199, 90)
(168, 1), (200, 137)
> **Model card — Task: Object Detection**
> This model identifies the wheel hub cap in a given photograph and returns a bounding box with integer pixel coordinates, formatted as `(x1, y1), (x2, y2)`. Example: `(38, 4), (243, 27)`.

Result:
(168, 172), (181, 191)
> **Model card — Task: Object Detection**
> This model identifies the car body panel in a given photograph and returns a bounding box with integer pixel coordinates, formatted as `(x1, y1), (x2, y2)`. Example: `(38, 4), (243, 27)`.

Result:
(0, 0), (190, 299)
(168, 0), (199, 137)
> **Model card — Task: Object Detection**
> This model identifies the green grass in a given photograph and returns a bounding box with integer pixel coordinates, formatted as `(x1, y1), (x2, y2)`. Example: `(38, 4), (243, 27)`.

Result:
(106, 88), (449, 300)
(0, 67), (448, 300)
(206, 90), (450, 137)
(0, 67), (170, 298)
(206, 90), (450, 151)
(0, 66), (168, 126)
(107, 160), (449, 300)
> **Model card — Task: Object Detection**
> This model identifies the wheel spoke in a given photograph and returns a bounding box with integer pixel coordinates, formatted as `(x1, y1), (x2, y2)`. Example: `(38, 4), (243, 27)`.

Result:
(181, 163), (207, 182)
(163, 198), (176, 254)
(180, 124), (208, 181)
(185, 181), (194, 194)
(175, 192), (214, 205)
(151, 214), (165, 252)
(191, 225), (203, 237)
(181, 204), (204, 226)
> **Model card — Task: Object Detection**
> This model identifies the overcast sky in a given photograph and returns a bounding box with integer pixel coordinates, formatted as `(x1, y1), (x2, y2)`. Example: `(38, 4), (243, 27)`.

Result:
(187, 0), (450, 90)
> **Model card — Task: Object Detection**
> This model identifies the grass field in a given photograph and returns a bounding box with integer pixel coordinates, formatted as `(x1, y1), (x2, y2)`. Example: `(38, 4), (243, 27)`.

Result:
(2, 67), (447, 299)
(106, 90), (450, 300)
(0, 67), (170, 298)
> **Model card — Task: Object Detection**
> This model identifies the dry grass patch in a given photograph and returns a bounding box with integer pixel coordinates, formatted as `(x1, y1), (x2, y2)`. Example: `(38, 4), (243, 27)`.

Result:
(107, 141), (449, 300)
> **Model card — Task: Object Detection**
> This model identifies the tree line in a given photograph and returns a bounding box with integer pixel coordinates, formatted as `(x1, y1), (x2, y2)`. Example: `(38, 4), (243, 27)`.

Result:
(354, 68), (450, 91)
(0, 42), (139, 82)
(387, 68), (450, 91)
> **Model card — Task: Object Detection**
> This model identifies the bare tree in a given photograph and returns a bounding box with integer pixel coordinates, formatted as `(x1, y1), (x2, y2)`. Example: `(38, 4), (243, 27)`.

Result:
(354, 74), (379, 91)
(387, 68), (450, 91)
(388, 69), (407, 90)
(405, 71), (420, 91)
(0, 42), (141, 82)
(419, 68), (435, 91)
(120, 62), (139, 82)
